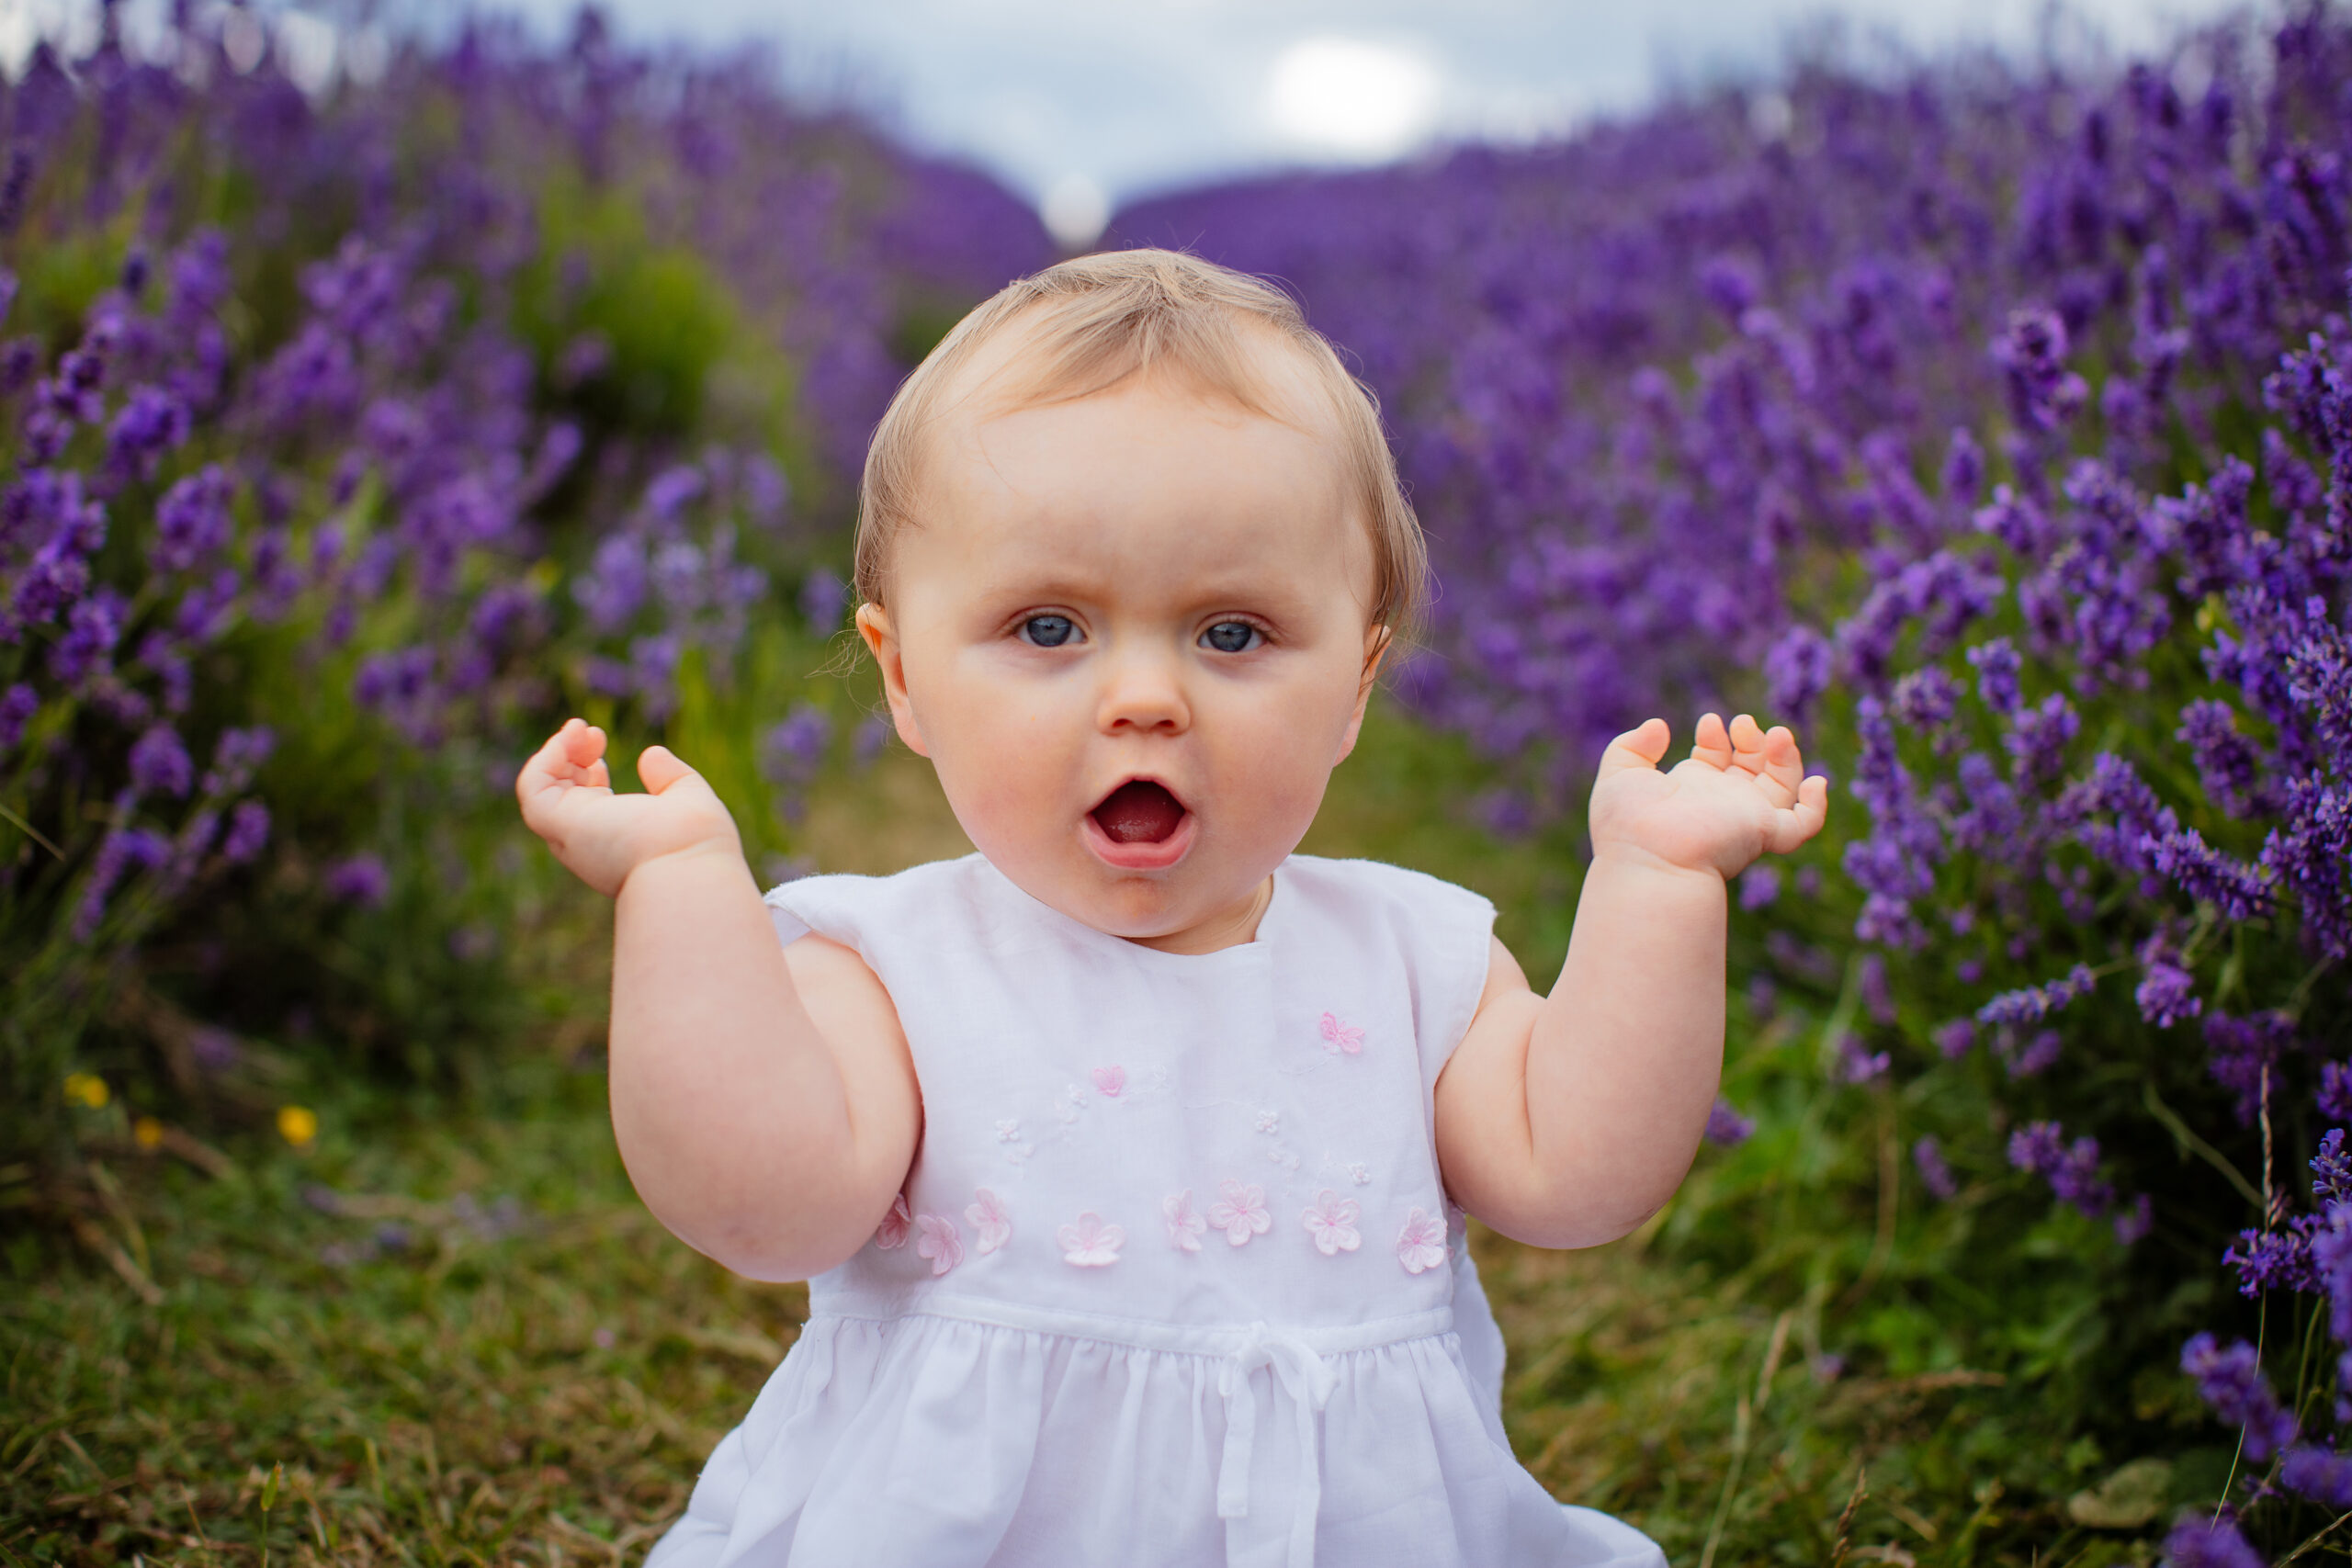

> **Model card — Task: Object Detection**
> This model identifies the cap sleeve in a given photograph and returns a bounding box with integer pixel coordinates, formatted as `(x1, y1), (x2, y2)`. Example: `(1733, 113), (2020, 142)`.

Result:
(1399, 870), (1500, 1112)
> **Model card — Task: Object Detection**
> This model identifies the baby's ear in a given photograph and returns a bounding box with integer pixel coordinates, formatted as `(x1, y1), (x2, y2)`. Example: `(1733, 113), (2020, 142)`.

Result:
(1337, 624), (1392, 762)
(1358, 624), (1393, 692)
(855, 603), (930, 758)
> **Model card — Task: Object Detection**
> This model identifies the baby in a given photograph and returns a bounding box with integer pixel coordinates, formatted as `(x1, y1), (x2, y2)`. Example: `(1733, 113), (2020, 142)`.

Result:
(517, 250), (1826, 1566)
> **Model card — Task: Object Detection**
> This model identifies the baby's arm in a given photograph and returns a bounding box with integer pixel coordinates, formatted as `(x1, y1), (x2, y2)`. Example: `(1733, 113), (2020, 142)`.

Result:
(517, 719), (920, 1280)
(1434, 713), (1826, 1249)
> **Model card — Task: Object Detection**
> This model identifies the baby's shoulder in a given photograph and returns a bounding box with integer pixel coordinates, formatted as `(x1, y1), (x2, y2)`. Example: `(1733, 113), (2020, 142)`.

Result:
(762, 853), (996, 954)
(1280, 853), (1496, 926)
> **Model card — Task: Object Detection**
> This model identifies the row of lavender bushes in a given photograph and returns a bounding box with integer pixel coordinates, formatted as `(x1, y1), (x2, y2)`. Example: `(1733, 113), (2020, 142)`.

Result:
(1120, 10), (2351, 1555)
(0, 9), (1050, 1178)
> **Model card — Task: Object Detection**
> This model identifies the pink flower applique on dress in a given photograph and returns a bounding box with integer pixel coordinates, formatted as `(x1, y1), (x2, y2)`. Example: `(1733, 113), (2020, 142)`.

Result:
(914, 1213), (963, 1276)
(966, 1189), (1012, 1255)
(1057, 1212), (1125, 1268)
(1318, 1012), (1366, 1055)
(1207, 1179), (1272, 1247)
(1091, 1065), (1126, 1097)
(1163, 1190), (1206, 1252)
(1302, 1190), (1363, 1256)
(874, 1193), (912, 1250)
(1396, 1206), (1448, 1274)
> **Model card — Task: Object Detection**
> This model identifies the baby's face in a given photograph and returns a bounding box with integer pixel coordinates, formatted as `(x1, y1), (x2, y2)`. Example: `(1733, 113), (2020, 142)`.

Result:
(860, 363), (1382, 951)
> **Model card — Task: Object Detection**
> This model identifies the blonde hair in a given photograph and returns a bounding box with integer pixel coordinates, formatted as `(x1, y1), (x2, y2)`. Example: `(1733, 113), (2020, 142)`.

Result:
(854, 248), (1428, 638)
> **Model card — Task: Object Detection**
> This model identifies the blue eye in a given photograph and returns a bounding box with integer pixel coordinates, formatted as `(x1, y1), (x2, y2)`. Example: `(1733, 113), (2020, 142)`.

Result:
(1022, 614), (1078, 648)
(1201, 620), (1260, 654)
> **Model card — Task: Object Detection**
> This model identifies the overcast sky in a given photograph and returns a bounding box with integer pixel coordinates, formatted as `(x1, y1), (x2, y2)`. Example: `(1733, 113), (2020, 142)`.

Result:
(494, 0), (2247, 238)
(3, 0), (2255, 240)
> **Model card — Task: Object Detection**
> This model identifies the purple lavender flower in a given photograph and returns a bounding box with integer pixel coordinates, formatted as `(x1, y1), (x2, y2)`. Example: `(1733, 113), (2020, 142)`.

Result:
(1914, 1136), (1958, 1200)
(798, 567), (848, 635)
(128, 726), (194, 798)
(2002, 693), (2080, 784)
(1857, 953), (1895, 1025)
(2133, 934), (2201, 1028)
(2010, 1120), (2116, 1218)
(324, 854), (391, 908)
(2180, 1333), (2298, 1460)
(2284, 1446), (2352, 1508)
(2177, 699), (2267, 817)
(642, 464), (706, 522)
(1995, 306), (2089, 432)
(2001, 1029), (2064, 1078)
(1836, 1032), (1891, 1084)
(2225, 1222), (2321, 1296)
(852, 713), (892, 766)
(2162, 1516), (2264, 1568)
(2313, 1129), (2352, 1205)
(104, 386), (192, 484)
(0, 682), (34, 753)
(1762, 625), (1832, 722)
(2324, 1064), (2352, 1123)
(1736, 864), (1781, 911)
(2204, 1010), (2298, 1125)
(49, 591), (126, 686)
(761, 703), (833, 787)
(1931, 1019), (1974, 1058)
(1965, 637), (2023, 715)
(1977, 964), (2098, 1026)
(73, 827), (172, 940)
(221, 800), (270, 863)
(1703, 1099), (1755, 1147)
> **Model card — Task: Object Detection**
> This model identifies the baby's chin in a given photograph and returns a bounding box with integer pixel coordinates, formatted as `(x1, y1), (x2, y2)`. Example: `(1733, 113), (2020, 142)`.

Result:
(978, 834), (1273, 952)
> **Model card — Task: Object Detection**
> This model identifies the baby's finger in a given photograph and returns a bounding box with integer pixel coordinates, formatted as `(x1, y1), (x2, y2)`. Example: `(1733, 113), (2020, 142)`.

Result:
(1727, 713), (1769, 773)
(1599, 717), (1672, 776)
(1764, 773), (1831, 853)
(1758, 725), (1807, 797)
(515, 724), (579, 806)
(1690, 712), (1732, 769)
(562, 719), (607, 769)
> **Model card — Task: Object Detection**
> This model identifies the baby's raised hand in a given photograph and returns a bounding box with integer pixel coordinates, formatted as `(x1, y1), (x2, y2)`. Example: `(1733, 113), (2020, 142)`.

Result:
(1587, 713), (1828, 881)
(515, 718), (742, 897)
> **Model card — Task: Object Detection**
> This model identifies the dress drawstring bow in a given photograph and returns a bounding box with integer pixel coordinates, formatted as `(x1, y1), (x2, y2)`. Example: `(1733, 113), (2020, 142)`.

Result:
(1216, 1322), (1339, 1568)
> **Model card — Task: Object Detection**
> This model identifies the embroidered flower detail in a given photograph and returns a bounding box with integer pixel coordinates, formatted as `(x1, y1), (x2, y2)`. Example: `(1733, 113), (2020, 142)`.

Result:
(1057, 1084), (1088, 1123)
(874, 1193), (912, 1250)
(1162, 1190), (1206, 1252)
(1255, 1110), (1280, 1134)
(1303, 1190), (1362, 1256)
(1347, 1162), (1371, 1186)
(1208, 1179), (1272, 1247)
(1091, 1065), (1126, 1097)
(995, 1118), (1023, 1143)
(1319, 1012), (1366, 1055)
(1396, 1207), (1447, 1274)
(914, 1213), (963, 1276)
(1057, 1212), (1125, 1268)
(966, 1189), (1012, 1254)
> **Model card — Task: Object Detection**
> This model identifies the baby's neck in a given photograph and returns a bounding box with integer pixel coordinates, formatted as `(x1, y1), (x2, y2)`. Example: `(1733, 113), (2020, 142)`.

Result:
(1123, 875), (1273, 955)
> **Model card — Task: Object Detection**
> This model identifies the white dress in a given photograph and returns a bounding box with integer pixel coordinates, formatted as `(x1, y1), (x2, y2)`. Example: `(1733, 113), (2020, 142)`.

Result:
(646, 853), (1666, 1568)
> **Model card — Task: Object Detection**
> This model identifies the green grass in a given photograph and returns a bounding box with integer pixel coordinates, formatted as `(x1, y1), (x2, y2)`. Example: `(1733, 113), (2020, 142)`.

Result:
(1, 705), (2188, 1565)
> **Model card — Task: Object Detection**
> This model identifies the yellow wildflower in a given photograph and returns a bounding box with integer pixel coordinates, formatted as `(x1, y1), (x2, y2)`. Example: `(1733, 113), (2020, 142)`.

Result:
(277, 1105), (319, 1148)
(133, 1115), (165, 1151)
(62, 1072), (109, 1110)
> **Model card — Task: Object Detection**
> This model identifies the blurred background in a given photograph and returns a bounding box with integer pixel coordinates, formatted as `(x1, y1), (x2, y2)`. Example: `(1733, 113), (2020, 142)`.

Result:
(4, 0), (2350, 1562)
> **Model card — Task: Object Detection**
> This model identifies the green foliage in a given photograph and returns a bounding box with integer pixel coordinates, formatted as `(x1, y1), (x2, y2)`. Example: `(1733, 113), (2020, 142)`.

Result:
(514, 178), (742, 440)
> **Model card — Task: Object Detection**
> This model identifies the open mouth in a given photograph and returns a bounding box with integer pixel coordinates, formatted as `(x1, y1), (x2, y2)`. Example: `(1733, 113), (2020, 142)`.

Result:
(1091, 779), (1188, 845)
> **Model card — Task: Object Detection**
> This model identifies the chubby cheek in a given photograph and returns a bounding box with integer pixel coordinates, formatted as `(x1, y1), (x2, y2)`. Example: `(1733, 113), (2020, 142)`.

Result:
(915, 663), (1087, 860)
(1204, 687), (1354, 850)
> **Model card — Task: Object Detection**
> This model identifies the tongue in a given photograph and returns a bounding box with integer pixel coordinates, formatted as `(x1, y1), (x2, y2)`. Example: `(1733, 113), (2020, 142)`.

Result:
(1092, 781), (1186, 844)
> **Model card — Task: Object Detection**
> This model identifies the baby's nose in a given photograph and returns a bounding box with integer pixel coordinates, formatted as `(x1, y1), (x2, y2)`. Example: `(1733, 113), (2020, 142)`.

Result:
(1095, 649), (1191, 734)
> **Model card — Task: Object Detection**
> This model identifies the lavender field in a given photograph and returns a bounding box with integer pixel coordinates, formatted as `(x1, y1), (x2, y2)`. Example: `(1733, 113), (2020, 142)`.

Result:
(6, 5), (2352, 1563)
